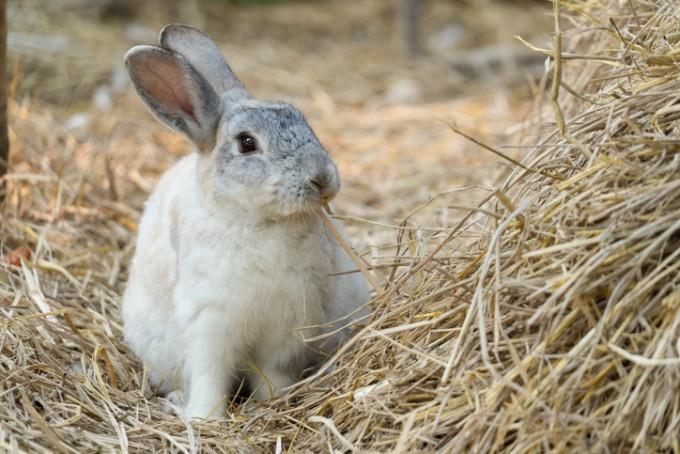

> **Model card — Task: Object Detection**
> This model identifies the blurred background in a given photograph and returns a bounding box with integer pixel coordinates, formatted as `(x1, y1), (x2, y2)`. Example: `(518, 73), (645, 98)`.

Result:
(8, 0), (552, 236)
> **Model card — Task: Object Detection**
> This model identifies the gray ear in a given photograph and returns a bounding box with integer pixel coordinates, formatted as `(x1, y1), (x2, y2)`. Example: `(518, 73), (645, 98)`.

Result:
(124, 45), (221, 152)
(159, 24), (249, 101)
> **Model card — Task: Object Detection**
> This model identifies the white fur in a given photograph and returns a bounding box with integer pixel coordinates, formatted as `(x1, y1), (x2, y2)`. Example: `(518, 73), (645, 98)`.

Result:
(124, 155), (368, 419)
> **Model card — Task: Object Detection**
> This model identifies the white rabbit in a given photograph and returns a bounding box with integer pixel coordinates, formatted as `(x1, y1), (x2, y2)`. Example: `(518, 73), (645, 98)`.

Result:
(122, 24), (370, 420)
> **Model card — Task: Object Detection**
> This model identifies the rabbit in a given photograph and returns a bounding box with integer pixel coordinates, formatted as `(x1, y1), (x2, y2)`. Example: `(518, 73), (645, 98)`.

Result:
(122, 24), (370, 420)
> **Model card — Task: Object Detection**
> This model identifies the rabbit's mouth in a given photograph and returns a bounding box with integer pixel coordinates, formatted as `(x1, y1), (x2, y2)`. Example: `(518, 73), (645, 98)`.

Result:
(309, 175), (339, 204)
(271, 177), (339, 217)
(315, 187), (338, 206)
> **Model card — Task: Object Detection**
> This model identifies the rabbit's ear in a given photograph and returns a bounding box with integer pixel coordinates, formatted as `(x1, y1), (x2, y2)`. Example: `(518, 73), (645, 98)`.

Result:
(159, 24), (249, 101)
(125, 45), (221, 152)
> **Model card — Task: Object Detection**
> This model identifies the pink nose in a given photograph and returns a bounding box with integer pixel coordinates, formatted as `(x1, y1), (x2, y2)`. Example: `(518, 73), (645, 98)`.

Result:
(309, 175), (337, 202)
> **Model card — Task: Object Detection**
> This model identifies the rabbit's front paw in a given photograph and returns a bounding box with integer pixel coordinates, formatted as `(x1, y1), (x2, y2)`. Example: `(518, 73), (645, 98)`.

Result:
(184, 394), (227, 421)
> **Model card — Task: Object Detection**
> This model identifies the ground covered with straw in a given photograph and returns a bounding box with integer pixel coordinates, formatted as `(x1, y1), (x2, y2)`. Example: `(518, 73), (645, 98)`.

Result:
(2, 0), (680, 452)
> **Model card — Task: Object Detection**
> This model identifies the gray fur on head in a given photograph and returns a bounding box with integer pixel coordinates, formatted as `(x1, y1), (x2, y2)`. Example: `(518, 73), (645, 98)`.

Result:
(124, 24), (340, 220)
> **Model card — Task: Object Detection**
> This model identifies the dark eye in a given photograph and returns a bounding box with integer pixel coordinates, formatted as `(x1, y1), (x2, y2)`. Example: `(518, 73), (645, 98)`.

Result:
(237, 134), (259, 154)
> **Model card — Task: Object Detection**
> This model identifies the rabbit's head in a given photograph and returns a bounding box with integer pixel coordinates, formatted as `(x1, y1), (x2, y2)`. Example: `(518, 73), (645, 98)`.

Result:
(125, 24), (340, 219)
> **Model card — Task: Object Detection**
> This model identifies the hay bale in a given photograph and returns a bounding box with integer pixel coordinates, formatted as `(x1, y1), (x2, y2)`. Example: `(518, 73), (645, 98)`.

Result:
(1, 0), (679, 452)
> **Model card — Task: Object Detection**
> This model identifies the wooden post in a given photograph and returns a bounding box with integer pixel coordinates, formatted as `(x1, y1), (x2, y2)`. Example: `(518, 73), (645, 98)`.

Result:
(401, 0), (421, 59)
(0, 0), (8, 181)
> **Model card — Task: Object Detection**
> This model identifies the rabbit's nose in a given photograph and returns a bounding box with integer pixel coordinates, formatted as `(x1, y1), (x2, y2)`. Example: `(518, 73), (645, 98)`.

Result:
(309, 173), (338, 202)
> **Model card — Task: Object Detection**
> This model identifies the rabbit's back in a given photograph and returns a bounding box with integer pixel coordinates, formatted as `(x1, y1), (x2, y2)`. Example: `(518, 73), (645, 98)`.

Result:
(122, 155), (197, 391)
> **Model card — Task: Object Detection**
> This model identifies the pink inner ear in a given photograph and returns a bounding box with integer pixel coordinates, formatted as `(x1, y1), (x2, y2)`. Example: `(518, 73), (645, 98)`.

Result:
(143, 60), (196, 119)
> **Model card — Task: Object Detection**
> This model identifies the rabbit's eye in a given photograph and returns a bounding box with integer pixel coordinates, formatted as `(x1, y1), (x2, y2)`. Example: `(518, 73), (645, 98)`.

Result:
(237, 134), (260, 154)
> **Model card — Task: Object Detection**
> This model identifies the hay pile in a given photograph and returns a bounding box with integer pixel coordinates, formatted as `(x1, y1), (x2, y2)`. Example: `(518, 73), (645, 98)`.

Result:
(2, 0), (679, 452)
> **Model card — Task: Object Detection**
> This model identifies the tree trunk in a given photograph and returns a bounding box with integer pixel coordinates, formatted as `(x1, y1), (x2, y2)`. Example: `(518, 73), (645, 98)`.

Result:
(0, 0), (8, 181)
